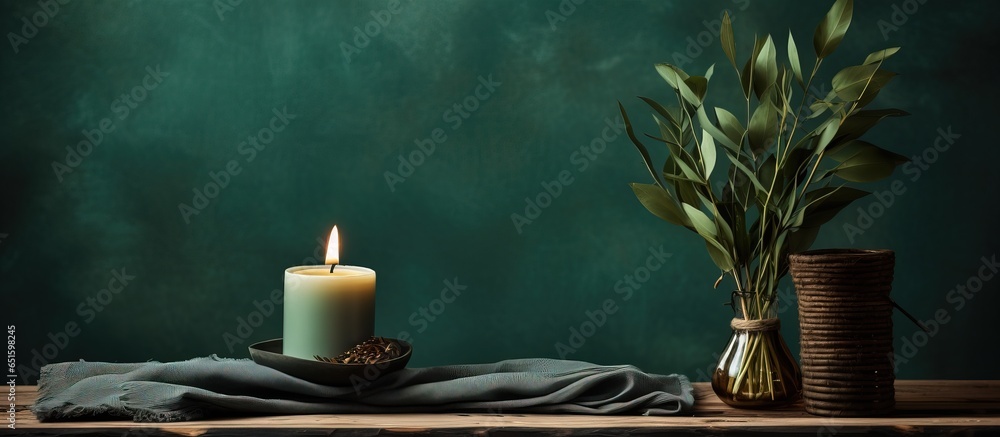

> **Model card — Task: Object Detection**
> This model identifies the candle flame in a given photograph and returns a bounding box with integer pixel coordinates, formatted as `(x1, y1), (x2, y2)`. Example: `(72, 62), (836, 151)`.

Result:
(325, 226), (339, 265)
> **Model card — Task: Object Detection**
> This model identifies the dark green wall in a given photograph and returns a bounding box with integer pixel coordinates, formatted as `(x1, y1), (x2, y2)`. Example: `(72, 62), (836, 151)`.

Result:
(3, 0), (998, 385)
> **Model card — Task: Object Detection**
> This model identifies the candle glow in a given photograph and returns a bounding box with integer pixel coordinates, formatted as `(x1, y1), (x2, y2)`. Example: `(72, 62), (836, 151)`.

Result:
(325, 225), (339, 265)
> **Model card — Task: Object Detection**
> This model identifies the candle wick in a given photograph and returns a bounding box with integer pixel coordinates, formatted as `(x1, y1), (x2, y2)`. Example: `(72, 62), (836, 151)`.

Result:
(330, 263), (338, 273)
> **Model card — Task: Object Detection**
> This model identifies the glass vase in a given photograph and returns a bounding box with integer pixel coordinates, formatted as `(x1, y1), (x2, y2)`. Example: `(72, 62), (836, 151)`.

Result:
(711, 293), (802, 408)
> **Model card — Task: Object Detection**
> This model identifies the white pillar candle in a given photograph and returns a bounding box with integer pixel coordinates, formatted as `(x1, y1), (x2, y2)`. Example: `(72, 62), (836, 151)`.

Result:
(282, 226), (376, 360)
(283, 265), (376, 360)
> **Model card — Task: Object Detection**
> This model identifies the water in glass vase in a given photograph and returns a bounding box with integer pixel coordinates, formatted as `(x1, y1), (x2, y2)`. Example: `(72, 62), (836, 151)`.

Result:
(711, 293), (802, 408)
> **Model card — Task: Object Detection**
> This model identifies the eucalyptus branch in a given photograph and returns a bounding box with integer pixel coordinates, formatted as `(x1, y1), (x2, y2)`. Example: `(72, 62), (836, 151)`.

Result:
(780, 59), (823, 166)
(621, 0), (906, 323)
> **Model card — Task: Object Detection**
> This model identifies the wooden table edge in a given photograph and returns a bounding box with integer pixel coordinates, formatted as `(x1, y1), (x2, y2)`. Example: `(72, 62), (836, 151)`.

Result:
(9, 380), (1000, 434)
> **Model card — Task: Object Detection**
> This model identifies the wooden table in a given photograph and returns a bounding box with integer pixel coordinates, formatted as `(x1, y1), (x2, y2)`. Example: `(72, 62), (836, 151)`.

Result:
(10, 381), (1000, 435)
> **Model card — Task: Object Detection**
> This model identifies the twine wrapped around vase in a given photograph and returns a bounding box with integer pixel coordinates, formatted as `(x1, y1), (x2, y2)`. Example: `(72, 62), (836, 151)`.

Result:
(789, 249), (895, 417)
(730, 318), (781, 332)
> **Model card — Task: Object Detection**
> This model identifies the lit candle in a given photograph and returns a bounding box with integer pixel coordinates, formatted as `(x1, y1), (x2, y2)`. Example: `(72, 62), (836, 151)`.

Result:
(283, 226), (376, 360)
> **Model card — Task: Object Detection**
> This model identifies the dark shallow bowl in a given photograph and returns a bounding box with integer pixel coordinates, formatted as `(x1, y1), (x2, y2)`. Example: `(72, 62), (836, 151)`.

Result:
(248, 338), (412, 386)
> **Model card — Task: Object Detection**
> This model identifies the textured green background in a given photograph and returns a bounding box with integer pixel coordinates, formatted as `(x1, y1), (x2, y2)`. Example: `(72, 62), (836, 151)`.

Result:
(3, 0), (998, 385)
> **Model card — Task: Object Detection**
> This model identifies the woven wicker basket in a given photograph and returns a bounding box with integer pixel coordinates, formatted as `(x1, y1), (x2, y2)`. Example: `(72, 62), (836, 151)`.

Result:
(788, 249), (895, 417)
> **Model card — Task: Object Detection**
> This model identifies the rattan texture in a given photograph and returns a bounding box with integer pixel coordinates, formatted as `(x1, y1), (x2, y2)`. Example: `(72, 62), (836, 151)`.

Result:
(789, 249), (896, 417)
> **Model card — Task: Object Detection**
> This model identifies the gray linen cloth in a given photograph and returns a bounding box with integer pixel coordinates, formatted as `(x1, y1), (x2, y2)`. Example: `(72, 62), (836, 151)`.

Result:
(32, 356), (694, 422)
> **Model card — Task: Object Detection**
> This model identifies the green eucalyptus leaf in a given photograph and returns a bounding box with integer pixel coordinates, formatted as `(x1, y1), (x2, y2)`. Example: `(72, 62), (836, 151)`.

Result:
(638, 96), (680, 128)
(815, 117), (840, 155)
(856, 70), (897, 108)
(655, 63), (690, 90)
(661, 170), (699, 184)
(773, 229), (790, 262)
(700, 130), (717, 179)
(630, 183), (689, 227)
(684, 76), (709, 104)
(790, 120), (827, 150)
(619, 102), (664, 187)
(741, 36), (767, 99)
(663, 157), (703, 208)
(805, 87), (840, 119)
(787, 31), (804, 87)
(711, 206), (736, 252)
(780, 67), (796, 113)
(685, 205), (736, 272)
(679, 181), (703, 207)
(677, 80), (704, 107)
(827, 160), (902, 182)
(643, 102), (687, 149)
(705, 64), (716, 82)
(663, 174), (703, 207)
(806, 100), (845, 120)
(760, 154), (778, 192)
(863, 47), (900, 65)
(781, 176), (799, 226)
(774, 67), (789, 112)
(799, 186), (870, 227)
(652, 111), (685, 148)
(683, 203), (719, 239)
(704, 239), (736, 272)
(655, 117), (704, 183)
(826, 139), (902, 162)
(721, 12), (738, 70)
(813, 0), (854, 58)
(832, 64), (879, 101)
(825, 140), (908, 182)
(725, 167), (752, 211)
(783, 146), (813, 185)
(753, 35), (778, 99)
(748, 98), (780, 152)
(696, 106), (742, 153)
(655, 65), (701, 112)
(725, 152), (767, 196)
(715, 107), (745, 146)
(671, 157), (705, 183)
(718, 201), (749, 265)
(754, 188), (777, 222)
(834, 108), (909, 144)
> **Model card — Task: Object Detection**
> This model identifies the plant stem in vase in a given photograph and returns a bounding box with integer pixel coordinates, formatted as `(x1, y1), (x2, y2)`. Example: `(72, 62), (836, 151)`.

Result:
(712, 292), (801, 407)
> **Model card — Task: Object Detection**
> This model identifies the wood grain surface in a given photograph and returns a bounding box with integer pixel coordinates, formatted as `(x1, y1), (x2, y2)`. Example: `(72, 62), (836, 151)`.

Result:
(9, 381), (1000, 435)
